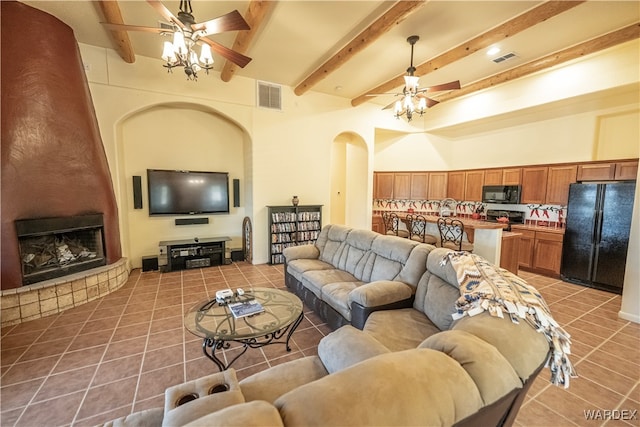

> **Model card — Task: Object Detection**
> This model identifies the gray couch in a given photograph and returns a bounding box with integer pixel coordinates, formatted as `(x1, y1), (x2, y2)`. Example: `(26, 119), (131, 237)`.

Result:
(105, 225), (551, 427)
(284, 224), (431, 329)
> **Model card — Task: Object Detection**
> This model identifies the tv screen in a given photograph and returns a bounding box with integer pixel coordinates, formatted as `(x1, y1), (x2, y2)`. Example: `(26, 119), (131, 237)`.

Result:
(147, 169), (229, 215)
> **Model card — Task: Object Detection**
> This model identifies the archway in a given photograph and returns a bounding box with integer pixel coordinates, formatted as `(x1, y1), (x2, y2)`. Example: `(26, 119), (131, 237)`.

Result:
(330, 132), (369, 228)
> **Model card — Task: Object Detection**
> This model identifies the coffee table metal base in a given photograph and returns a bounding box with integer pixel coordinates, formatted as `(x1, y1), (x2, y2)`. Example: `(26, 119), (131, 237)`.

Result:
(202, 311), (304, 371)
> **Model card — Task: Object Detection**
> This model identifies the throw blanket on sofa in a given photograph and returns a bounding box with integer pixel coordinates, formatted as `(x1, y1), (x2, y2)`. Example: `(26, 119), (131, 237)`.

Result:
(441, 251), (576, 388)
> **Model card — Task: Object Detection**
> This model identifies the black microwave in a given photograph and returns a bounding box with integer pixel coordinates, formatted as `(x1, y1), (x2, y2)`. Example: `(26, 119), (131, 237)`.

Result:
(482, 185), (521, 204)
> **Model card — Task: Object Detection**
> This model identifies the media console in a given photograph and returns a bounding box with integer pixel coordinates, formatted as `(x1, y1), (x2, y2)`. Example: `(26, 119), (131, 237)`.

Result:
(159, 236), (231, 272)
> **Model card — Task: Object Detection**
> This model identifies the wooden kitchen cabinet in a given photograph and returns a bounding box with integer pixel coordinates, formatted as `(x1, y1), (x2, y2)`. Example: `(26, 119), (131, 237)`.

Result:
(615, 160), (638, 180)
(464, 170), (485, 201)
(484, 169), (503, 186)
(577, 160), (638, 181)
(501, 233), (521, 275)
(516, 229), (536, 270)
(372, 215), (384, 234)
(545, 165), (577, 205)
(374, 172), (394, 199)
(532, 231), (564, 276)
(515, 228), (563, 277)
(428, 172), (448, 200)
(502, 168), (522, 185)
(577, 163), (616, 181)
(447, 171), (465, 201)
(521, 167), (548, 204)
(393, 173), (411, 200)
(410, 173), (429, 200)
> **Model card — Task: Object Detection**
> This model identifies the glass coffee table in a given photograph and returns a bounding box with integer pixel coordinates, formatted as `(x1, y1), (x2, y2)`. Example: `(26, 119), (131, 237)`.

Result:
(184, 287), (304, 371)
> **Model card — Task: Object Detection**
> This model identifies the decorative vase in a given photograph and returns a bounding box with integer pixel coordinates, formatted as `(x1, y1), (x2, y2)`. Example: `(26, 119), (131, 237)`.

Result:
(292, 196), (299, 206)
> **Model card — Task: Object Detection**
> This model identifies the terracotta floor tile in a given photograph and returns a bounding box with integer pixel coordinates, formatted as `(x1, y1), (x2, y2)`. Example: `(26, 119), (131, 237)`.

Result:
(76, 377), (137, 420)
(141, 344), (184, 373)
(136, 364), (184, 401)
(103, 337), (146, 361)
(15, 390), (85, 427)
(53, 345), (106, 374)
(0, 378), (44, 412)
(1, 346), (28, 367)
(1, 330), (46, 349)
(111, 322), (150, 342)
(133, 394), (164, 413)
(185, 356), (216, 382)
(566, 375), (626, 411)
(151, 305), (183, 321)
(599, 338), (640, 362)
(1, 355), (60, 386)
(68, 329), (113, 352)
(515, 400), (580, 426)
(0, 407), (25, 426)
(78, 316), (121, 335)
(33, 365), (97, 403)
(576, 360), (638, 396)
(92, 354), (143, 386)
(536, 384), (599, 425)
(146, 328), (184, 351)
(118, 310), (154, 327)
(15, 337), (70, 363)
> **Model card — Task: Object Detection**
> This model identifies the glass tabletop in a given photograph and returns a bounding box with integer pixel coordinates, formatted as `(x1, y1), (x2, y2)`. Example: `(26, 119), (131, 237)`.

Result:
(184, 287), (303, 341)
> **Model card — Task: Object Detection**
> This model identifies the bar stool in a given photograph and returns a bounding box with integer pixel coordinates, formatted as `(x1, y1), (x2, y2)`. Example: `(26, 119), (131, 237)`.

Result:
(383, 212), (409, 238)
(406, 214), (437, 245)
(437, 218), (474, 251)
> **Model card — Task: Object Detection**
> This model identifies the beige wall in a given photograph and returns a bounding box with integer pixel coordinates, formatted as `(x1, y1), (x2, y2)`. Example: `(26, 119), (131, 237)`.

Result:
(80, 38), (638, 320)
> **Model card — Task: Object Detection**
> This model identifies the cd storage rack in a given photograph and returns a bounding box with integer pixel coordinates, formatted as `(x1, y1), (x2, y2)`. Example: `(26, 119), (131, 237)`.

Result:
(267, 205), (322, 264)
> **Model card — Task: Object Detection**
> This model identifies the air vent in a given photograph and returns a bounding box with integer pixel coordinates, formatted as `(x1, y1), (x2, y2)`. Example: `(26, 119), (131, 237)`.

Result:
(257, 81), (282, 111)
(492, 52), (517, 64)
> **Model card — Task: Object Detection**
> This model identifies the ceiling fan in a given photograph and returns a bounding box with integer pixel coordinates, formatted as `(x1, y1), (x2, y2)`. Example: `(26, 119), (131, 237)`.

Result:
(372, 35), (460, 121)
(101, 0), (252, 79)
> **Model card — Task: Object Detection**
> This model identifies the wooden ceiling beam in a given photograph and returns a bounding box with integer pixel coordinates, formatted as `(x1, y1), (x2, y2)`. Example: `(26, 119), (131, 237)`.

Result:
(435, 23), (640, 103)
(97, 0), (135, 63)
(294, 0), (426, 96)
(351, 0), (585, 107)
(220, 1), (276, 82)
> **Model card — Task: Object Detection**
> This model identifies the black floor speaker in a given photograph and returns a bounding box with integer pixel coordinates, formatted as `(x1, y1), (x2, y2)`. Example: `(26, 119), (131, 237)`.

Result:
(132, 175), (143, 209)
(142, 255), (158, 272)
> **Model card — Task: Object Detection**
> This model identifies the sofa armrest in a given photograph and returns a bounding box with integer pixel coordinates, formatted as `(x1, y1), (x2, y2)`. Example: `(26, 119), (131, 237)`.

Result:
(318, 325), (390, 373)
(349, 280), (414, 329)
(283, 244), (320, 261)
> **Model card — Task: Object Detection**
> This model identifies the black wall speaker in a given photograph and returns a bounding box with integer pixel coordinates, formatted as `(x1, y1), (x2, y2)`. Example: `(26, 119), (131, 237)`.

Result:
(233, 179), (240, 207)
(132, 175), (143, 209)
(175, 217), (209, 226)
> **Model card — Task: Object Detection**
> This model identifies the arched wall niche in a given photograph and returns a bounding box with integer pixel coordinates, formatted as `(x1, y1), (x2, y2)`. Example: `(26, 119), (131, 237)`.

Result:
(330, 131), (369, 229)
(115, 101), (252, 268)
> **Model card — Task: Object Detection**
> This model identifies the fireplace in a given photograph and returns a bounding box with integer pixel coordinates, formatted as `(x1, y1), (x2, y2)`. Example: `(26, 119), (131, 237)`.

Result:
(16, 214), (106, 285)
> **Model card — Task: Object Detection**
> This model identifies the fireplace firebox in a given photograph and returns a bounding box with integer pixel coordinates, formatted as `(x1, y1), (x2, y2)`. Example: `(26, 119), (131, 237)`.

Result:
(16, 214), (107, 285)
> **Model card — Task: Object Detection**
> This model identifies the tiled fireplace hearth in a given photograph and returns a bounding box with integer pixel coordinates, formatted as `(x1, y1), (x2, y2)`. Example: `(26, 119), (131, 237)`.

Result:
(0, 258), (129, 327)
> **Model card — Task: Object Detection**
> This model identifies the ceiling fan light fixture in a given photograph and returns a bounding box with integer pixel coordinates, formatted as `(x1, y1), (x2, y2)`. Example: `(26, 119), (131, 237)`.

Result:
(162, 41), (177, 62)
(404, 75), (419, 92)
(199, 43), (213, 65)
(172, 31), (188, 57)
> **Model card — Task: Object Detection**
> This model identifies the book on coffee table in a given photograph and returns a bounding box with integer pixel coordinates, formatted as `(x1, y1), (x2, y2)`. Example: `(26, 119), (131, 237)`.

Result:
(228, 300), (265, 318)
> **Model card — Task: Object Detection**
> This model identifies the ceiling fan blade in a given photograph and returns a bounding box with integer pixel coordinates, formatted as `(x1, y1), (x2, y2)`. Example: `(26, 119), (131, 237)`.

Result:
(147, 0), (186, 30)
(366, 92), (401, 97)
(199, 37), (252, 68)
(424, 80), (461, 93)
(101, 22), (167, 33)
(191, 10), (250, 36)
(425, 97), (439, 108)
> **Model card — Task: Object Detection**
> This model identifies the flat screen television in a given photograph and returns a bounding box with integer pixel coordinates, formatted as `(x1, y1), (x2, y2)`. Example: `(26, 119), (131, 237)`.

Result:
(147, 169), (229, 215)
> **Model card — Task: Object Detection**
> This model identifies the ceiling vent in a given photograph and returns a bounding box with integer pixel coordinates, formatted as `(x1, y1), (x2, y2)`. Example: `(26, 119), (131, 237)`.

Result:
(257, 81), (282, 111)
(492, 52), (517, 64)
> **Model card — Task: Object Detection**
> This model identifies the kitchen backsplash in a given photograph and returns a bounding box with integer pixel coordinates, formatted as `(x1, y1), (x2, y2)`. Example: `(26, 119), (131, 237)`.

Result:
(373, 199), (566, 228)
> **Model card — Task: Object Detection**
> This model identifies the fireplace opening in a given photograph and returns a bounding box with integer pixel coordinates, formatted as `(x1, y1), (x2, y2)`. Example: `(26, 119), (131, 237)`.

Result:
(16, 214), (106, 285)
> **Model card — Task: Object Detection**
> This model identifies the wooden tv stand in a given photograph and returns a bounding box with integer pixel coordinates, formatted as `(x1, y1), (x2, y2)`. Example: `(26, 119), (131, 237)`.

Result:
(159, 236), (231, 272)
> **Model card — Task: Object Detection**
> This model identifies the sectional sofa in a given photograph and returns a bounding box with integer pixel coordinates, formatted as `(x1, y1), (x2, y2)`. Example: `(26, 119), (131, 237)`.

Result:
(105, 224), (554, 426)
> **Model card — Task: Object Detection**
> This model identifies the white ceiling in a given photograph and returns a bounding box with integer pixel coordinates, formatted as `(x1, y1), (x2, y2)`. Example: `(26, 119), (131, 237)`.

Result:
(20, 1), (640, 104)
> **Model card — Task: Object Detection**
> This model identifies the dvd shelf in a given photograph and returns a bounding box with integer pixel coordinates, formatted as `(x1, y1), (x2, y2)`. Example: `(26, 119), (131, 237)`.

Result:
(267, 205), (322, 264)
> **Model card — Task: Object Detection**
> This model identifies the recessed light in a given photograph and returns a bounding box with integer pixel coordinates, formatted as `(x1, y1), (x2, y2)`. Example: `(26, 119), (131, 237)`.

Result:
(487, 46), (501, 56)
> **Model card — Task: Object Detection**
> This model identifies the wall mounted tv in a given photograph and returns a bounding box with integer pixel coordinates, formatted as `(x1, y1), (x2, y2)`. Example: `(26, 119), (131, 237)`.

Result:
(147, 169), (229, 215)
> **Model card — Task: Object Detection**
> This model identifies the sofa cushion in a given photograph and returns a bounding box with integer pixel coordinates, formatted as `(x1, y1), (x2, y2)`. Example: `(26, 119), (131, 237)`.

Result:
(363, 308), (441, 352)
(274, 349), (483, 426)
(368, 235), (418, 282)
(286, 258), (334, 282)
(322, 281), (362, 320)
(300, 268), (359, 299)
(452, 312), (550, 381)
(420, 330), (522, 405)
(318, 325), (390, 374)
(317, 224), (351, 265)
(183, 400), (284, 427)
(239, 356), (328, 403)
(103, 408), (164, 427)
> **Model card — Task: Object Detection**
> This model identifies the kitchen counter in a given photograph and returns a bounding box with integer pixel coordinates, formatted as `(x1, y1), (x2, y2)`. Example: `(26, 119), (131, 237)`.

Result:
(510, 224), (565, 234)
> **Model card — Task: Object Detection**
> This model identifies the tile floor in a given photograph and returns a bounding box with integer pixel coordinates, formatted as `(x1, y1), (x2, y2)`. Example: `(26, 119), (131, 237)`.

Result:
(0, 263), (638, 427)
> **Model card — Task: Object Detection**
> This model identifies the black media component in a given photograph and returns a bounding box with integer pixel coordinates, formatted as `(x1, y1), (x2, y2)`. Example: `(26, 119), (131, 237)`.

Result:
(147, 169), (230, 215)
(160, 237), (231, 271)
(142, 255), (158, 272)
(132, 175), (143, 209)
(233, 179), (240, 207)
(175, 217), (209, 226)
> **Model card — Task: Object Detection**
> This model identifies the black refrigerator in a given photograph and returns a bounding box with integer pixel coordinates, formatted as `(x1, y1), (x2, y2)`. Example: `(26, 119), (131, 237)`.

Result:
(561, 181), (635, 294)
